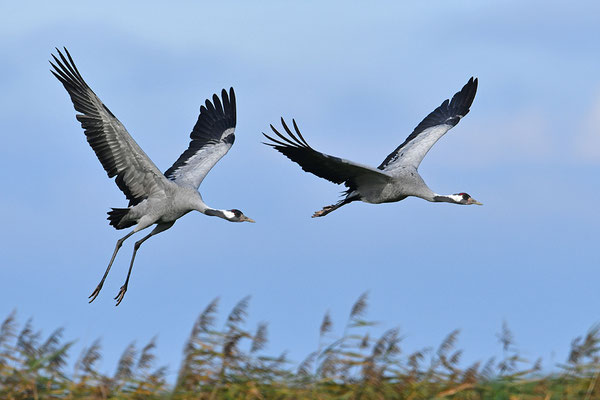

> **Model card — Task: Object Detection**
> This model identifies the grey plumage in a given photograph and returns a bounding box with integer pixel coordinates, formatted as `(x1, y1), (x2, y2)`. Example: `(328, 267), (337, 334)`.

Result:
(264, 77), (481, 217)
(51, 47), (254, 306)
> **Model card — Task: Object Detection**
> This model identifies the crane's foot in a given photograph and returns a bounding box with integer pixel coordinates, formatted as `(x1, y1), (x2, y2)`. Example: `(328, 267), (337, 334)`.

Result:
(312, 206), (333, 218)
(312, 210), (324, 218)
(114, 285), (128, 306)
(88, 284), (103, 303)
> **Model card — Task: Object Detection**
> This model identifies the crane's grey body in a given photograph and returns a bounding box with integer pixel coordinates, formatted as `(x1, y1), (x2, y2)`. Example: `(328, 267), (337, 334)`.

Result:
(264, 78), (481, 217)
(51, 48), (253, 305)
(121, 184), (202, 229)
(346, 165), (427, 204)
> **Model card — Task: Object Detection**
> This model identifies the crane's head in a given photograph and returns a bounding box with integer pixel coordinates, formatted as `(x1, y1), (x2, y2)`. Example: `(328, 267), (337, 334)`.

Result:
(450, 192), (483, 205)
(225, 209), (255, 223)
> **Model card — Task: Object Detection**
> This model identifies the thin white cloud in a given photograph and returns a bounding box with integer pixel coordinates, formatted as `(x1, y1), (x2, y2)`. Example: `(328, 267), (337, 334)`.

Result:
(574, 91), (600, 162)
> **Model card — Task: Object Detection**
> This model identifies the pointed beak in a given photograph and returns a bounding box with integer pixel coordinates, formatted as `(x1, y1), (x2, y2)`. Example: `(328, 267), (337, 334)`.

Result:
(241, 216), (255, 223)
(470, 199), (483, 206)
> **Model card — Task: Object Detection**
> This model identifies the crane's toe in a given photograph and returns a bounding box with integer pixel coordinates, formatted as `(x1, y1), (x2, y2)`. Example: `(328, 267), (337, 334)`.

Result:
(312, 206), (333, 218)
(114, 286), (128, 306)
(88, 285), (103, 303)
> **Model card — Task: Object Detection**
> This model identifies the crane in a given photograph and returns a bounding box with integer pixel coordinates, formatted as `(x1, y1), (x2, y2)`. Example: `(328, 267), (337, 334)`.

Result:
(263, 77), (481, 217)
(51, 48), (254, 306)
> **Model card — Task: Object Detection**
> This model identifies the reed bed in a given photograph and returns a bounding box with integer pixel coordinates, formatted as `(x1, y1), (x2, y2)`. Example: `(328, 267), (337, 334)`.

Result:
(1, 294), (599, 399)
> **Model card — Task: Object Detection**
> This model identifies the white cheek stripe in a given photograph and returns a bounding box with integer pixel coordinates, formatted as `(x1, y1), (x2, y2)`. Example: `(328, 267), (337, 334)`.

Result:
(223, 210), (235, 219)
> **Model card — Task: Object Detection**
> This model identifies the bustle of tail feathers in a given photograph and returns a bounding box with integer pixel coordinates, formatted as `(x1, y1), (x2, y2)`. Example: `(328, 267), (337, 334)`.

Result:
(107, 208), (135, 229)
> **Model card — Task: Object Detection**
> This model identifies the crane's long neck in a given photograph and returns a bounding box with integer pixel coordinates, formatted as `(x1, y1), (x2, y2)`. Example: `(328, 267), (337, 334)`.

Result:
(204, 208), (235, 220)
(192, 195), (234, 221)
(414, 186), (461, 204)
(431, 193), (462, 204)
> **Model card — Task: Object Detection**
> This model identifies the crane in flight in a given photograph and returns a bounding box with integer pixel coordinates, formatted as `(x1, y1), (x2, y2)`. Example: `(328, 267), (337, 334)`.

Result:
(51, 48), (254, 306)
(264, 77), (481, 217)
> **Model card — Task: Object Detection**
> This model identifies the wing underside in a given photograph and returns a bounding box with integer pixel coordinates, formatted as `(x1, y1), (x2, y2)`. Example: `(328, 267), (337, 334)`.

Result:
(164, 88), (236, 189)
(50, 47), (167, 206)
(379, 77), (478, 171)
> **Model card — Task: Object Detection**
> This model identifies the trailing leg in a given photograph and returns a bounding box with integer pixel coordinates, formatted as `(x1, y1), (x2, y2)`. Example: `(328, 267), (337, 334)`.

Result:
(114, 222), (174, 306)
(312, 195), (359, 218)
(89, 230), (136, 303)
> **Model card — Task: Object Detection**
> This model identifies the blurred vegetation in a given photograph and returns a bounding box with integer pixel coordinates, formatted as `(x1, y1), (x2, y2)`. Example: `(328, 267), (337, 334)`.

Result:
(2, 294), (600, 399)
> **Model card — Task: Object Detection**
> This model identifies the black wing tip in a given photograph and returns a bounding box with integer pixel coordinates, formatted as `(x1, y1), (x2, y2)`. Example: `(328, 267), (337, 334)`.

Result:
(463, 76), (478, 99)
(216, 87), (235, 106)
(262, 131), (292, 148)
(462, 76), (478, 103)
(49, 47), (73, 69)
(219, 86), (236, 120)
(51, 46), (70, 58)
(195, 87), (236, 128)
(49, 46), (87, 90)
(380, 75), (480, 169)
(266, 118), (311, 149)
(444, 76), (478, 125)
(204, 87), (236, 111)
(453, 76), (478, 103)
(189, 87), (236, 142)
(261, 133), (276, 146)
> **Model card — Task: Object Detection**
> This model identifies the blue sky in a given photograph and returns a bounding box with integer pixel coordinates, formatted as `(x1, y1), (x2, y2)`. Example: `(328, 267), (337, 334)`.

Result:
(1, 0), (599, 380)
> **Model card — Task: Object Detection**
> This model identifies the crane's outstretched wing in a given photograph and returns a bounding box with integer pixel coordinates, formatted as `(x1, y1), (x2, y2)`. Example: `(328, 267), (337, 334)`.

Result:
(263, 118), (393, 192)
(50, 47), (168, 206)
(379, 77), (478, 172)
(164, 88), (236, 189)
